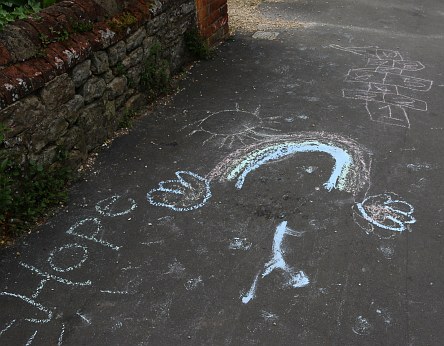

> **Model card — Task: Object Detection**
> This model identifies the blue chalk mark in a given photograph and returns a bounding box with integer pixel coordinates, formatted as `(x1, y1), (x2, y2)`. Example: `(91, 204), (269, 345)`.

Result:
(356, 194), (416, 232)
(147, 171), (212, 212)
(241, 221), (309, 304)
(227, 141), (352, 191)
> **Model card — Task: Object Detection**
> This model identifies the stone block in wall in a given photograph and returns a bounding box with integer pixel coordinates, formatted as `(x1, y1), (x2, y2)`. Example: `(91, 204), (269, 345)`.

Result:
(103, 71), (114, 84)
(72, 60), (92, 87)
(104, 100), (117, 135)
(91, 51), (110, 75)
(127, 65), (143, 88)
(122, 47), (144, 69)
(107, 41), (127, 66)
(81, 76), (107, 104)
(56, 126), (86, 155)
(59, 95), (84, 125)
(78, 101), (107, 148)
(0, 96), (46, 137)
(126, 27), (147, 52)
(124, 93), (146, 111)
(31, 116), (69, 153)
(145, 13), (168, 34)
(107, 76), (128, 100)
(40, 74), (75, 110)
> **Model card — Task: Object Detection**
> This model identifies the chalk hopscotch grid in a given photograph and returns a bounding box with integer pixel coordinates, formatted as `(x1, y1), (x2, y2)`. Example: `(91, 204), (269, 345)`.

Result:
(330, 45), (433, 128)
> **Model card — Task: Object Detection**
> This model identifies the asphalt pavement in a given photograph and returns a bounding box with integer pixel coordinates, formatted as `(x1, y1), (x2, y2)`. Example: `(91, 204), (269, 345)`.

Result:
(1, 0), (444, 344)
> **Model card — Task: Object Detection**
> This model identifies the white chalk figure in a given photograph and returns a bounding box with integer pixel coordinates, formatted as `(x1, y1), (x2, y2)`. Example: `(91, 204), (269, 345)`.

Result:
(354, 193), (416, 236)
(241, 221), (309, 304)
(183, 104), (281, 148)
(147, 171), (212, 211)
(330, 44), (433, 128)
(95, 195), (137, 217)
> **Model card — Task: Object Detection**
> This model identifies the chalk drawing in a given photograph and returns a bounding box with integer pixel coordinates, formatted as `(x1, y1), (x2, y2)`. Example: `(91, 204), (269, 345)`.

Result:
(354, 193), (415, 233)
(48, 243), (88, 273)
(20, 262), (92, 287)
(378, 244), (395, 259)
(25, 330), (38, 346)
(229, 237), (252, 251)
(100, 290), (129, 295)
(147, 171), (212, 211)
(241, 221), (309, 304)
(184, 276), (203, 291)
(261, 311), (279, 322)
(58, 323), (65, 346)
(330, 45), (433, 128)
(95, 195), (137, 217)
(209, 133), (371, 196)
(352, 315), (373, 335)
(76, 311), (91, 325)
(0, 319), (16, 337)
(66, 218), (121, 251)
(0, 292), (52, 323)
(183, 104), (281, 148)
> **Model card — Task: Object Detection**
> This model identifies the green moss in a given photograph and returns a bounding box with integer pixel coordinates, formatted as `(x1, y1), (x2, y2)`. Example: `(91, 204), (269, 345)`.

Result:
(107, 12), (137, 33)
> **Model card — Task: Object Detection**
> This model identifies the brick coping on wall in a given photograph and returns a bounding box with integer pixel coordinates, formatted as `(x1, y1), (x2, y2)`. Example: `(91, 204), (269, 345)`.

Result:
(0, 0), (229, 111)
(0, 0), (157, 110)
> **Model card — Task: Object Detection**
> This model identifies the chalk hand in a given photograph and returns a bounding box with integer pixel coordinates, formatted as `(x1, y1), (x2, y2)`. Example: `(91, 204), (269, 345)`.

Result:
(356, 193), (415, 232)
(147, 171), (211, 211)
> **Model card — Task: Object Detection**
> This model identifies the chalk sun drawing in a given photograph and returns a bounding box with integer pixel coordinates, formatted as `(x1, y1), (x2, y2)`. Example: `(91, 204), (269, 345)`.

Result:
(147, 171), (212, 211)
(242, 221), (309, 304)
(208, 132), (371, 196)
(354, 193), (416, 234)
(330, 45), (433, 128)
(183, 104), (281, 148)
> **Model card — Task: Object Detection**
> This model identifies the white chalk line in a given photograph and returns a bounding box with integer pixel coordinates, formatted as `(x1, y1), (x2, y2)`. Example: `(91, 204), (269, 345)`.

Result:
(58, 323), (65, 346)
(25, 330), (38, 346)
(0, 292), (52, 323)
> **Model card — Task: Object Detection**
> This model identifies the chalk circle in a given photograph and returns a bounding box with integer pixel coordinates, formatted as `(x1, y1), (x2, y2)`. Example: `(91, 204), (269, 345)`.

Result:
(95, 195), (137, 217)
(48, 243), (88, 273)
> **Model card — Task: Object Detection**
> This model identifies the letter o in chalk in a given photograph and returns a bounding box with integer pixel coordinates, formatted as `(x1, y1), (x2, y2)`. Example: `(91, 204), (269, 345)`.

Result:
(48, 243), (88, 273)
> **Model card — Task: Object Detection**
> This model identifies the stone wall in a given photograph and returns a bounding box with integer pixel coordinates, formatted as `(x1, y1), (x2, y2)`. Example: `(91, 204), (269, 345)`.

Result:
(0, 0), (197, 168)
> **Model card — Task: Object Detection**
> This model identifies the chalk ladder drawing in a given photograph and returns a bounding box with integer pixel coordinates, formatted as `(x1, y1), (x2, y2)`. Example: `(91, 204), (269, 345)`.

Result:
(353, 192), (416, 237)
(330, 45), (433, 128)
(147, 171), (212, 211)
(208, 132), (372, 197)
(242, 221), (309, 304)
(182, 104), (282, 148)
